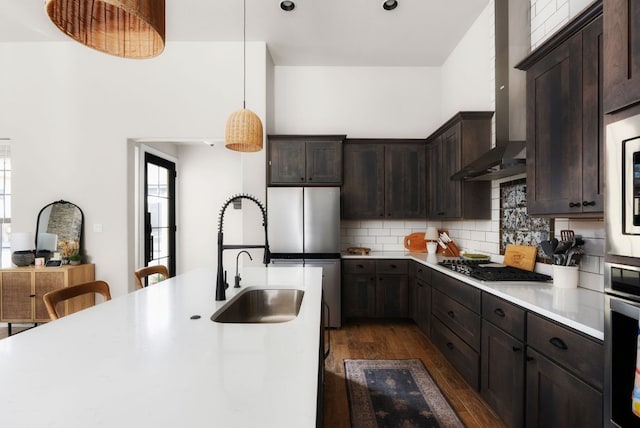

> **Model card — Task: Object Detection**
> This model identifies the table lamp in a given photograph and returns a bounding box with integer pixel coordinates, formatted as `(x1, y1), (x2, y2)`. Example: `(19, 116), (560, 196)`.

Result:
(10, 232), (35, 266)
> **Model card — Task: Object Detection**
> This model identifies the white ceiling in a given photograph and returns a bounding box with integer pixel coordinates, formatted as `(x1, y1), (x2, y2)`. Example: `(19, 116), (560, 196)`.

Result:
(0, 0), (490, 66)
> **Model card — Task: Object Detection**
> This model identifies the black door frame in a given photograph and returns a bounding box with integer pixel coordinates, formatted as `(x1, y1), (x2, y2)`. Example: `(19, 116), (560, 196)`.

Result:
(144, 152), (176, 277)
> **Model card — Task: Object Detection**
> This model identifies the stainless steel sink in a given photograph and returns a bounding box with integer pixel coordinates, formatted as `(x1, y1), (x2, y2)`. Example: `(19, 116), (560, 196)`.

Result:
(211, 288), (304, 323)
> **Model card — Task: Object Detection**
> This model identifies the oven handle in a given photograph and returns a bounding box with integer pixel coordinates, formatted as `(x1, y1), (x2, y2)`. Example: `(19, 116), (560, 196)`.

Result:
(610, 295), (640, 320)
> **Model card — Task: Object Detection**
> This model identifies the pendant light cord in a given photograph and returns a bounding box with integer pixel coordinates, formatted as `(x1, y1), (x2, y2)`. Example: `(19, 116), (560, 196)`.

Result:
(243, 0), (246, 110)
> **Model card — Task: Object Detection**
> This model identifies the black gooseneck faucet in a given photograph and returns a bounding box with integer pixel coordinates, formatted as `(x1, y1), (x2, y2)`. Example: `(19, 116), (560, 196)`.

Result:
(216, 194), (270, 301)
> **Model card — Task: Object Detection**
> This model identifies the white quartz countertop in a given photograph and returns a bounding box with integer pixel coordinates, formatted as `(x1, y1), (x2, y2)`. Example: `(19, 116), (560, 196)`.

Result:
(0, 266), (323, 428)
(343, 251), (605, 341)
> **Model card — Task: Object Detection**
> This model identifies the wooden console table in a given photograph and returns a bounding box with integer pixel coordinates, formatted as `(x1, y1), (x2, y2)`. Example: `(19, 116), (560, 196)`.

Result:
(0, 264), (95, 335)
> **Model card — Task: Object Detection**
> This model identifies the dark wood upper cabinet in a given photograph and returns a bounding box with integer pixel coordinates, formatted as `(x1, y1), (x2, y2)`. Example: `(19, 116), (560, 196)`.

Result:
(267, 135), (345, 185)
(516, 3), (603, 216)
(342, 140), (425, 220)
(425, 112), (492, 220)
(385, 143), (426, 218)
(342, 143), (385, 219)
(603, 0), (640, 113)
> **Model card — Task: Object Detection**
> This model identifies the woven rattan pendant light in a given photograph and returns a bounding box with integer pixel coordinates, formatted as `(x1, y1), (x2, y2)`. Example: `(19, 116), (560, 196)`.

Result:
(225, 0), (264, 152)
(44, 0), (165, 59)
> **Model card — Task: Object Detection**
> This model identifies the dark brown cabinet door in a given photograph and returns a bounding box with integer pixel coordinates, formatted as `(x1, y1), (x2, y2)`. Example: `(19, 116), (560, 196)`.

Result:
(518, 4), (603, 216)
(385, 143), (426, 218)
(525, 348), (602, 428)
(582, 16), (604, 213)
(481, 320), (525, 428)
(375, 274), (408, 318)
(525, 34), (584, 215)
(441, 124), (462, 218)
(305, 140), (342, 184)
(342, 274), (376, 318)
(426, 138), (442, 218)
(269, 139), (306, 184)
(268, 135), (344, 185)
(414, 279), (431, 336)
(425, 112), (492, 220)
(603, 0), (640, 113)
(342, 143), (385, 219)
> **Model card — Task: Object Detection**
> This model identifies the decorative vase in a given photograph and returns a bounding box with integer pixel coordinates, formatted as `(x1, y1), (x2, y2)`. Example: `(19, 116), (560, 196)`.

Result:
(12, 250), (35, 267)
(69, 260), (81, 266)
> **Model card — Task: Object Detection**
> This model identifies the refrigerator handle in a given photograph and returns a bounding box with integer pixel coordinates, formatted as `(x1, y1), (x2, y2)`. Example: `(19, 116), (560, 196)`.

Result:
(323, 298), (331, 360)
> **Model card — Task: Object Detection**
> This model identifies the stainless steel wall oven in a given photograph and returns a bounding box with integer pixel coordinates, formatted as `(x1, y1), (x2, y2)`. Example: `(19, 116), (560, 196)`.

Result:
(605, 113), (640, 427)
(605, 263), (640, 427)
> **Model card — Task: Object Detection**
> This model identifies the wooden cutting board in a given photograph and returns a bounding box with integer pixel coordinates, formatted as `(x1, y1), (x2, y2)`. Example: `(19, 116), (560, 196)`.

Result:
(403, 232), (427, 252)
(503, 244), (537, 271)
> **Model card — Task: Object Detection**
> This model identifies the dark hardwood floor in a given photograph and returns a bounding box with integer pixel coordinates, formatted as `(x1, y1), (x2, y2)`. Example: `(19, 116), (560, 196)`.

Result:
(323, 319), (506, 428)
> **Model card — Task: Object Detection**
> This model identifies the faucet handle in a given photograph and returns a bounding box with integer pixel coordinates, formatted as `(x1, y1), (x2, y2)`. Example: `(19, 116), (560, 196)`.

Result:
(224, 270), (229, 289)
(234, 274), (241, 288)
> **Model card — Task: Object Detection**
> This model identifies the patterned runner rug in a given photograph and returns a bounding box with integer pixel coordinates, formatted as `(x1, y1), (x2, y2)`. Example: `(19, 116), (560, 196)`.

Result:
(344, 359), (465, 428)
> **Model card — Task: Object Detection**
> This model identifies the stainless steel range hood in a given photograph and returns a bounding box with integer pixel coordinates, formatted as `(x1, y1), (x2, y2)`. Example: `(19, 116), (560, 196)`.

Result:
(452, 0), (529, 181)
(451, 140), (526, 181)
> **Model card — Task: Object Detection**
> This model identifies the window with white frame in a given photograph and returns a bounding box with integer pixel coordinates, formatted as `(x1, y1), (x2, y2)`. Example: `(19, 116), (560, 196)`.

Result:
(0, 145), (11, 267)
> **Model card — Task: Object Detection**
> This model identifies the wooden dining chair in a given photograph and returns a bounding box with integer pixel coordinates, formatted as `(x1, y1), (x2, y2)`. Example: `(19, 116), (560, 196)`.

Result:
(43, 280), (112, 321)
(134, 265), (169, 289)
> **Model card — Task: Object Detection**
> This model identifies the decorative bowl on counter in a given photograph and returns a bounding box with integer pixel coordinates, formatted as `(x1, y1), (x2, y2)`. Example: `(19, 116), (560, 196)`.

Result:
(346, 247), (371, 255)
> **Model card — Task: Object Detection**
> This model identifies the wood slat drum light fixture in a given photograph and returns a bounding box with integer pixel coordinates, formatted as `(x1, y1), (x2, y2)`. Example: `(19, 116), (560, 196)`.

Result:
(44, 0), (165, 59)
(224, 0), (264, 152)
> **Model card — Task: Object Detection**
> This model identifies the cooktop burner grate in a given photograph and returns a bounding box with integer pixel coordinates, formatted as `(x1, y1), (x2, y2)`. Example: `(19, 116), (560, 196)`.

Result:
(438, 259), (552, 282)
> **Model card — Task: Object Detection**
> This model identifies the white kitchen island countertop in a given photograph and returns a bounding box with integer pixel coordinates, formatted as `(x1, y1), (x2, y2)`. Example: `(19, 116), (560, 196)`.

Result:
(0, 266), (323, 428)
(343, 251), (605, 341)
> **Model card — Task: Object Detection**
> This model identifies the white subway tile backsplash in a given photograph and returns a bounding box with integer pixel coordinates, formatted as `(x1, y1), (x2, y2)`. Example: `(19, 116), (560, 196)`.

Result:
(390, 228), (412, 236)
(361, 220), (384, 228)
(377, 236), (399, 244)
(383, 243), (406, 252)
(369, 228), (390, 236)
(383, 220), (406, 228)
(404, 220), (429, 228)
(470, 230), (487, 241)
(579, 270), (604, 293)
(346, 228), (369, 236)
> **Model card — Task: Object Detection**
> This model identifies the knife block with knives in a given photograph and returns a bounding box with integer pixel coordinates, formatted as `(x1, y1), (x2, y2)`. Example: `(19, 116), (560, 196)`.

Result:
(437, 230), (460, 257)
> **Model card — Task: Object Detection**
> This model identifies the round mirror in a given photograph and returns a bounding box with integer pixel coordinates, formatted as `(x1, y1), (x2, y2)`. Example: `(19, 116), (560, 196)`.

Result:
(35, 200), (84, 259)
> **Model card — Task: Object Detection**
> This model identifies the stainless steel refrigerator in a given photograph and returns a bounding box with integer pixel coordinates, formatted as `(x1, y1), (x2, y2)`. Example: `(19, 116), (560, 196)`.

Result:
(267, 187), (341, 327)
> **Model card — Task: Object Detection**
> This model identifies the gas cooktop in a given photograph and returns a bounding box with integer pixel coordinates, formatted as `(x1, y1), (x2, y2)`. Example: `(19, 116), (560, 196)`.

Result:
(438, 259), (552, 282)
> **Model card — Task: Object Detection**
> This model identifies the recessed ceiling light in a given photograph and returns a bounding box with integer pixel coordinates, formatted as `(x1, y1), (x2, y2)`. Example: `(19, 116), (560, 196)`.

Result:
(280, 1), (295, 11)
(382, 0), (398, 11)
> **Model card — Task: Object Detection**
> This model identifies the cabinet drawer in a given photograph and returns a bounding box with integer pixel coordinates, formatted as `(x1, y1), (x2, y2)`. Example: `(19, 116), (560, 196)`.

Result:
(431, 270), (481, 313)
(527, 313), (603, 390)
(432, 288), (481, 351)
(482, 293), (526, 341)
(342, 260), (376, 274)
(431, 316), (479, 390)
(375, 260), (408, 274)
(410, 261), (431, 283)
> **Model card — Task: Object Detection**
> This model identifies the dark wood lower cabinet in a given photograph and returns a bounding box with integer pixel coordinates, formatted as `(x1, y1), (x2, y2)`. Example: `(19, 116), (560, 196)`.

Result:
(431, 316), (480, 390)
(525, 348), (602, 428)
(342, 273), (376, 318)
(481, 320), (525, 428)
(342, 259), (408, 319)
(341, 260), (604, 428)
(375, 274), (408, 318)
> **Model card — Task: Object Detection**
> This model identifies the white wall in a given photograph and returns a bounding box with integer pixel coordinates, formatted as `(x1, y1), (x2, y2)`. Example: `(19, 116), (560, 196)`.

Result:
(272, 67), (442, 137)
(440, 5), (493, 121)
(0, 41), (268, 296)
